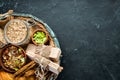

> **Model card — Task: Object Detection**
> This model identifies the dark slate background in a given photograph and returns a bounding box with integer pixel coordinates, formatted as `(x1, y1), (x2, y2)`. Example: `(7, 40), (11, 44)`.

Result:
(1, 0), (120, 80)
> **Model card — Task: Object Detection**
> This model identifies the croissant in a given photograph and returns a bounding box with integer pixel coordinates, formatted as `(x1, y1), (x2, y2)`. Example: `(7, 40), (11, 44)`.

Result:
(27, 76), (35, 80)
(0, 71), (14, 80)
(15, 77), (26, 80)
(15, 76), (35, 80)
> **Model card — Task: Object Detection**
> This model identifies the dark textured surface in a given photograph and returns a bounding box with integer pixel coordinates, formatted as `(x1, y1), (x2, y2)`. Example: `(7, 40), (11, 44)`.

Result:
(1, 0), (120, 80)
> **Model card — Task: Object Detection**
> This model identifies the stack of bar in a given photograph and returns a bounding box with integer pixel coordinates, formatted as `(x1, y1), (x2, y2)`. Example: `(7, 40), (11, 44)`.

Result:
(26, 44), (63, 75)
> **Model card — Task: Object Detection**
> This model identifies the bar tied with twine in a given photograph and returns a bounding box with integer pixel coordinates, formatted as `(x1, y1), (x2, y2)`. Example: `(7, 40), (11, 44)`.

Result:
(26, 44), (63, 75)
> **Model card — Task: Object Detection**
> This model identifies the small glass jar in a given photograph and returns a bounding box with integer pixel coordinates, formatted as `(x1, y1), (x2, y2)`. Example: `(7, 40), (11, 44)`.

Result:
(4, 19), (33, 45)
